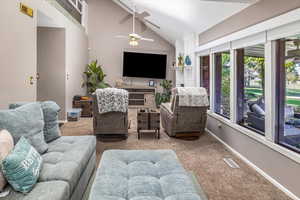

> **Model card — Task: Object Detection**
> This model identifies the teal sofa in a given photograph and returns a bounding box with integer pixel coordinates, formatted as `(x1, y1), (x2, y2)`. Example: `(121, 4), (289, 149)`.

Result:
(1, 102), (96, 200)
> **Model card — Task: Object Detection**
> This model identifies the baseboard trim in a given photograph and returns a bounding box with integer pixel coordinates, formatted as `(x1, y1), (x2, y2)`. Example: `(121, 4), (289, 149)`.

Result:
(206, 128), (300, 200)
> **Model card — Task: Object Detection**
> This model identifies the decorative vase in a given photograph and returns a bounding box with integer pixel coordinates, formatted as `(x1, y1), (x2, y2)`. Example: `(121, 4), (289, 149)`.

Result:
(185, 55), (192, 66)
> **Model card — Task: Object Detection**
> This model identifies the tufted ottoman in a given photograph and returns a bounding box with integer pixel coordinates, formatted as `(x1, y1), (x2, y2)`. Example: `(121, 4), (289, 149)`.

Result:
(89, 150), (203, 200)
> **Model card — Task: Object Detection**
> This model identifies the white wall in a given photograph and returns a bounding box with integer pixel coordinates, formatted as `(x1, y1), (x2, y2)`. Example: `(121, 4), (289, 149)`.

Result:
(88, 0), (175, 89)
(175, 40), (184, 87)
(35, 0), (89, 118)
(183, 34), (197, 87)
(0, 0), (88, 118)
(0, 0), (37, 109)
(175, 34), (198, 87)
(65, 24), (88, 114)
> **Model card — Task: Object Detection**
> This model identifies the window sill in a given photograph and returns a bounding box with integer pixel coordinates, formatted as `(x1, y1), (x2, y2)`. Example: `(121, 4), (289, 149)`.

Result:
(207, 111), (300, 165)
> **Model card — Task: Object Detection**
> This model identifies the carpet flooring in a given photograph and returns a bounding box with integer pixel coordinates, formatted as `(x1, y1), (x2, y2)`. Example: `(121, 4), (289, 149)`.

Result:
(61, 109), (292, 200)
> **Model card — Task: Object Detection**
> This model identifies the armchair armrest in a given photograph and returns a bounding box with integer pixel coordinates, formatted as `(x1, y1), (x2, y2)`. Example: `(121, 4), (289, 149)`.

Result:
(160, 103), (173, 116)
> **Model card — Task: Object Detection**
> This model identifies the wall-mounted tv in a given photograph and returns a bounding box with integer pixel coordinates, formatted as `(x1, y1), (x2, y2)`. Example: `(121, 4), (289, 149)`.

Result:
(123, 52), (167, 79)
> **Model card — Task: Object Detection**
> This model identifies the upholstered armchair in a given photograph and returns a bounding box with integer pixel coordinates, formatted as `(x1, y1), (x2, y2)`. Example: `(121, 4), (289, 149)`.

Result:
(160, 87), (209, 137)
(92, 94), (128, 139)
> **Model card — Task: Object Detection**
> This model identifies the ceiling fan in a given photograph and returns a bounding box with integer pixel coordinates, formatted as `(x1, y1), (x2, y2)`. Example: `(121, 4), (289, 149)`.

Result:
(115, 0), (160, 32)
(116, 6), (155, 46)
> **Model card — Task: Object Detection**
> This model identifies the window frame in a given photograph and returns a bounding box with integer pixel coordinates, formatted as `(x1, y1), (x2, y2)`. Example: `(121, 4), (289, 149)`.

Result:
(194, 10), (300, 162)
(275, 39), (300, 154)
(213, 51), (231, 119)
(235, 47), (266, 136)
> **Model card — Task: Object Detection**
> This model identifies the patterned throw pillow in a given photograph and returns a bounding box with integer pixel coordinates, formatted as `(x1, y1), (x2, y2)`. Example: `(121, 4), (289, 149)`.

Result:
(1, 137), (43, 193)
(0, 130), (14, 192)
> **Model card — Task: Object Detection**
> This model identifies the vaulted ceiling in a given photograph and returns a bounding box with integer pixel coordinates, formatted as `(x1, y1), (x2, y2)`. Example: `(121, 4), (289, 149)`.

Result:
(113, 0), (257, 45)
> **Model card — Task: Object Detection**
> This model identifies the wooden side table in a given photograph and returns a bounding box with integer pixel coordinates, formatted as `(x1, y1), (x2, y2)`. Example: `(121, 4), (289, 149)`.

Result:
(72, 99), (93, 117)
(137, 109), (160, 139)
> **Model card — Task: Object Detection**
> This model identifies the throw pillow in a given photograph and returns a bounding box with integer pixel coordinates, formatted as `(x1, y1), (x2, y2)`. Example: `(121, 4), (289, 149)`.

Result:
(9, 101), (61, 143)
(0, 103), (48, 154)
(0, 130), (14, 192)
(1, 137), (43, 193)
(251, 103), (265, 117)
(40, 101), (61, 142)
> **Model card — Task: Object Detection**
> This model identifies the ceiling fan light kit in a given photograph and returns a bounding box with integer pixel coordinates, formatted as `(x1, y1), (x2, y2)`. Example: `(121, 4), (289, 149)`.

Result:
(129, 39), (139, 46)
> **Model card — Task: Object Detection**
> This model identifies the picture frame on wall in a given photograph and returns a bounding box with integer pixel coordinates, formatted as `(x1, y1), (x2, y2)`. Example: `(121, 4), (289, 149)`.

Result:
(149, 80), (155, 87)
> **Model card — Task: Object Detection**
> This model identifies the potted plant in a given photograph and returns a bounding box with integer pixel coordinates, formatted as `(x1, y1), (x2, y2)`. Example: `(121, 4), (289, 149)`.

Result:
(155, 80), (173, 108)
(83, 60), (110, 94)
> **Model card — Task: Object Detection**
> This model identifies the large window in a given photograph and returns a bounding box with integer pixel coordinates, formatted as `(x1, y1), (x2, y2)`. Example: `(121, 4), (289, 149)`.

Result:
(200, 55), (210, 102)
(236, 45), (265, 135)
(214, 51), (230, 118)
(277, 36), (300, 153)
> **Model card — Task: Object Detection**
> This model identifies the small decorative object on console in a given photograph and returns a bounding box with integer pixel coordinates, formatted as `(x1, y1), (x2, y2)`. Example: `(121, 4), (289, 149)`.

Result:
(149, 80), (155, 87)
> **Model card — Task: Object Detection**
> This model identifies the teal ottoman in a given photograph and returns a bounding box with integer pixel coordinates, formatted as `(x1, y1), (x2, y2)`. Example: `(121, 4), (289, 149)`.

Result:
(89, 150), (203, 200)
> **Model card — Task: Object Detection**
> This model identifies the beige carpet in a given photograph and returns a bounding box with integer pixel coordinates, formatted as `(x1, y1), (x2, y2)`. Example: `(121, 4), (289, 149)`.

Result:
(61, 109), (292, 200)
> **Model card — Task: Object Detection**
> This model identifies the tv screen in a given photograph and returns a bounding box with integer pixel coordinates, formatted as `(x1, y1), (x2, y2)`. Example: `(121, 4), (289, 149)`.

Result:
(123, 52), (167, 79)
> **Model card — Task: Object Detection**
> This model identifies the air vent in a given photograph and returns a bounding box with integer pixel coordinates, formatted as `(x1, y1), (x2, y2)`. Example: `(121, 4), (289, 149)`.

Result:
(223, 158), (240, 169)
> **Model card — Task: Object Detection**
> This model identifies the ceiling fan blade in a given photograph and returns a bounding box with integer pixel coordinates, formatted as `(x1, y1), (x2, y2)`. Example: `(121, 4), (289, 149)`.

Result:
(141, 22), (147, 33)
(144, 19), (160, 29)
(141, 38), (154, 42)
(136, 11), (150, 20)
(116, 35), (129, 39)
(119, 14), (132, 24)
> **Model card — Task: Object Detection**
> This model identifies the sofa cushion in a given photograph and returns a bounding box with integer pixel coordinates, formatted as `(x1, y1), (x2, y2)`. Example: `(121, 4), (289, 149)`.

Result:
(0, 130), (14, 192)
(2, 181), (69, 200)
(1, 137), (43, 193)
(250, 103), (265, 117)
(39, 136), (96, 194)
(9, 101), (61, 143)
(90, 150), (200, 200)
(0, 103), (48, 154)
(40, 101), (61, 142)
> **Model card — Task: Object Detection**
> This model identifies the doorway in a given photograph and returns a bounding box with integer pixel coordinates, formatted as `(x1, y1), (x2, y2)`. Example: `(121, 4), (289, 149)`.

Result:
(37, 11), (66, 120)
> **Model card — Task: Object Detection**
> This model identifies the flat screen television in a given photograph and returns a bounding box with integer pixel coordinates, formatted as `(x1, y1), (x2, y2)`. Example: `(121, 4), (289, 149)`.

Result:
(123, 52), (167, 79)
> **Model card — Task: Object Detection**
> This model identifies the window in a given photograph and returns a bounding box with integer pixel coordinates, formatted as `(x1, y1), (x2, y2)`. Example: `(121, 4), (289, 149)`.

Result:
(214, 51), (230, 118)
(200, 55), (210, 103)
(276, 35), (300, 153)
(236, 44), (265, 135)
